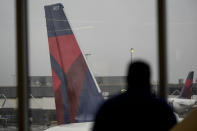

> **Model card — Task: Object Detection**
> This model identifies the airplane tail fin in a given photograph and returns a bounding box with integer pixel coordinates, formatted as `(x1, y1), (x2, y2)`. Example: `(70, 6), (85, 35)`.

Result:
(44, 3), (104, 125)
(179, 71), (194, 99)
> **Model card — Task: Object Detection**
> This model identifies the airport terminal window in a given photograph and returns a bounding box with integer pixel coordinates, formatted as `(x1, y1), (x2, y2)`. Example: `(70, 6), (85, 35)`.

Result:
(27, 1), (158, 129)
(167, 0), (197, 121)
(2, 0), (181, 130)
(16, 0), (197, 130)
(0, 0), (176, 130)
(0, 0), (17, 130)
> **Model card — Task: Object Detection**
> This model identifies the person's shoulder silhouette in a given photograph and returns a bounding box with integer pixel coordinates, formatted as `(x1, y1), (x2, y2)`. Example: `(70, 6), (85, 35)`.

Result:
(92, 60), (177, 131)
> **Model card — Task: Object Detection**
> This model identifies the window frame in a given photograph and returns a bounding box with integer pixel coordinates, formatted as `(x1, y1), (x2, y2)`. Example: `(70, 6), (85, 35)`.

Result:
(16, 0), (168, 130)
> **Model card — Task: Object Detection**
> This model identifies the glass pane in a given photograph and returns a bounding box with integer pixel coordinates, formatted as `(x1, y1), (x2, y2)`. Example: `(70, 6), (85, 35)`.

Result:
(167, 0), (197, 122)
(29, 0), (157, 130)
(0, 0), (17, 130)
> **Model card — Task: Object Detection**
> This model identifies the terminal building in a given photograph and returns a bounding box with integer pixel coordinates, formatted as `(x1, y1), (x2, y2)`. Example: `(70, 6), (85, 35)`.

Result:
(1, 76), (197, 125)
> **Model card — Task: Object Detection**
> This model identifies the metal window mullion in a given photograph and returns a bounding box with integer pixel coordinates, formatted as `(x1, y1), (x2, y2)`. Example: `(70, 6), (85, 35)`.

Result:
(16, 0), (29, 131)
(157, 0), (168, 100)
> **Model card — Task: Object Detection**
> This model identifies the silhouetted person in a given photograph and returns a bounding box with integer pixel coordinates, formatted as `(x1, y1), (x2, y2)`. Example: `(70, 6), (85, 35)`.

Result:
(92, 61), (177, 131)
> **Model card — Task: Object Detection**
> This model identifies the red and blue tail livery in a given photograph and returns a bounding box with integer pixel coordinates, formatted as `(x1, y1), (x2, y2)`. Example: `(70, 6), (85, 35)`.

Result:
(179, 71), (194, 99)
(44, 3), (104, 125)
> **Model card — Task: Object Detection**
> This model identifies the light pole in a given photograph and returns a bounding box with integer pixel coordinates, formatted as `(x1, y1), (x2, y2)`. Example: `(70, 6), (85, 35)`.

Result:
(130, 48), (134, 62)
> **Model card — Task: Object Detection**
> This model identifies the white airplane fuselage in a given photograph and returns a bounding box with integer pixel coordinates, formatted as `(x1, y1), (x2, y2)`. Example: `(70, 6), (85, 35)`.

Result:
(168, 98), (196, 114)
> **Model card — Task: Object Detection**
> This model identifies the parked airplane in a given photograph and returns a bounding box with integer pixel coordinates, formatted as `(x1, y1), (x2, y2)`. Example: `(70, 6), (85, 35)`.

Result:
(44, 3), (104, 131)
(168, 71), (196, 115)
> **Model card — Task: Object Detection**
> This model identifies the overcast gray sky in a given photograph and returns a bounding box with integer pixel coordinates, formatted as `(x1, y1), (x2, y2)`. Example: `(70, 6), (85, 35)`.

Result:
(1, 0), (197, 86)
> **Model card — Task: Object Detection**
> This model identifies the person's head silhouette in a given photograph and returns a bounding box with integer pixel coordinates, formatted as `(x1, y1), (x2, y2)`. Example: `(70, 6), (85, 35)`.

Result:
(127, 61), (151, 92)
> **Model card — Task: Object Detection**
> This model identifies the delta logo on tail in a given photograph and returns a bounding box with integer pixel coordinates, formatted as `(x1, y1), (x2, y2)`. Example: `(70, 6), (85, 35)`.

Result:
(44, 3), (104, 125)
(179, 71), (194, 99)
